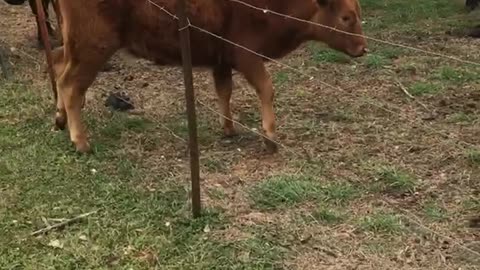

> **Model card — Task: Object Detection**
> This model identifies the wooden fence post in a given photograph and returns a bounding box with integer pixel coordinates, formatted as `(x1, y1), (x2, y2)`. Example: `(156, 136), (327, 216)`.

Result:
(35, 0), (58, 101)
(176, 0), (202, 218)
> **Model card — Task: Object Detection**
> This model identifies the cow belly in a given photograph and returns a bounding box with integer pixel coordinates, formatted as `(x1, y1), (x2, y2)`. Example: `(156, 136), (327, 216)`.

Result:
(125, 25), (219, 67)
(126, 37), (218, 67)
(122, 0), (225, 67)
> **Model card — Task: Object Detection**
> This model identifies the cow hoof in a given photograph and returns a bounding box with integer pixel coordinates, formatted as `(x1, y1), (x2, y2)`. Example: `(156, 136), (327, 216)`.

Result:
(223, 128), (238, 138)
(54, 114), (67, 130)
(264, 139), (278, 154)
(101, 62), (114, 72)
(36, 37), (60, 50)
(74, 141), (91, 154)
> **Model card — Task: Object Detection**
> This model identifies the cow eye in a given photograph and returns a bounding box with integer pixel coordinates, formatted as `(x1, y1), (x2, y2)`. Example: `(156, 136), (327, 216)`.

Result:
(342, 16), (351, 23)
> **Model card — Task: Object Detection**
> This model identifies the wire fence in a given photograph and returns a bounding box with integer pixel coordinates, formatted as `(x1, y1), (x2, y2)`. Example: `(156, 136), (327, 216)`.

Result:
(146, 0), (480, 260)
(2, 0), (479, 262)
(149, 0), (480, 262)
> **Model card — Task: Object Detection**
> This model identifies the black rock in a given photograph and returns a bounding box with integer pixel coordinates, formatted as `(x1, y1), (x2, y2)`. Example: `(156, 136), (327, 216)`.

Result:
(104, 91), (134, 111)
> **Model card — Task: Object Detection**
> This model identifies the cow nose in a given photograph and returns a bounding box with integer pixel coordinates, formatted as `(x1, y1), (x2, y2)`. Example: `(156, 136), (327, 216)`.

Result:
(351, 45), (367, 57)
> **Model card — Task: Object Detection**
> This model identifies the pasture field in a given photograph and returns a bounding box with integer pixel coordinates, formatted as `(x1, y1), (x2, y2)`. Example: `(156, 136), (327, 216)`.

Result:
(1, 0), (479, 269)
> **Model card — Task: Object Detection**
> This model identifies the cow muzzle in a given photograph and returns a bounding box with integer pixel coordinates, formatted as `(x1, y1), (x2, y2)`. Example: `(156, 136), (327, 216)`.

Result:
(348, 43), (368, 58)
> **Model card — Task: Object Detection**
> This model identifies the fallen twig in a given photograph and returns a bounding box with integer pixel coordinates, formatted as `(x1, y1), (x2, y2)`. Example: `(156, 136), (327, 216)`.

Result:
(395, 79), (415, 99)
(393, 77), (430, 112)
(31, 210), (98, 236)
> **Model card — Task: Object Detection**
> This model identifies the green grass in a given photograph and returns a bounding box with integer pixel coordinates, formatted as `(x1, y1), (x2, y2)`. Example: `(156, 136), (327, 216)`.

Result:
(466, 149), (480, 165)
(463, 198), (480, 212)
(360, 212), (405, 234)
(2, 0), (480, 267)
(0, 83), (288, 269)
(249, 175), (360, 210)
(202, 156), (228, 173)
(308, 44), (351, 64)
(361, 0), (465, 32)
(434, 66), (480, 84)
(321, 182), (359, 205)
(374, 166), (418, 195)
(408, 82), (442, 96)
(311, 207), (345, 225)
(423, 201), (448, 222)
(447, 112), (476, 124)
(364, 54), (391, 69)
(273, 71), (290, 87)
(164, 115), (216, 145)
(249, 175), (321, 209)
(376, 47), (405, 59)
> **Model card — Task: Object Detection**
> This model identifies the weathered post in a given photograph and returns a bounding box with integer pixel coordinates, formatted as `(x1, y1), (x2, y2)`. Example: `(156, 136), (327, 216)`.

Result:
(176, 0), (201, 218)
(35, 0), (58, 101)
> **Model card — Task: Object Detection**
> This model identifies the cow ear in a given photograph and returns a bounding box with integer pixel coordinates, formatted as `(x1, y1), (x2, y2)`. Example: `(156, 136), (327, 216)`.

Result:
(317, 0), (331, 6)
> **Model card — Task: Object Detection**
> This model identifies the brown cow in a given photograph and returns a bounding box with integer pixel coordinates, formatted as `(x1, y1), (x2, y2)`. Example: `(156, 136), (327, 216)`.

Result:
(52, 0), (367, 154)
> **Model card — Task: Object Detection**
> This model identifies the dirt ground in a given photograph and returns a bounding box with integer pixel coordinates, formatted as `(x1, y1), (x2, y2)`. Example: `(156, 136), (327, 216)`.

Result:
(0, 1), (479, 269)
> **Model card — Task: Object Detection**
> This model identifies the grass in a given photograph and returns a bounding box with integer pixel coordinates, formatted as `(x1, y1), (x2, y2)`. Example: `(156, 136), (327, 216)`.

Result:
(434, 66), (480, 84)
(1, 0), (480, 268)
(202, 156), (228, 173)
(423, 200), (448, 222)
(273, 71), (290, 87)
(408, 82), (442, 96)
(311, 207), (345, 225)
(374, 166), (418, 195)
(466, 149), (480, 165)
(308, 44), (351, 64)
(321, 182), (359, 205)
(0, 83), (285, 269)
(447, 112), (476, 124)
(364, 54), (391, 69)
(360, 212), (405, 234)
(249, 175), (321, 209)
(361, 0), (467, 32)
(249, 176), (360, 210)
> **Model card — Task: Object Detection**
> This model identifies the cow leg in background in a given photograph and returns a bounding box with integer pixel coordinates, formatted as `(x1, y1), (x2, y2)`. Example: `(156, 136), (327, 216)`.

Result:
(51, 0), (63, 44)
(213, 65), (236, 137)
(236, 56), (278, 153)
(52, 46), (66, 130)
(28, 0), (56, 47)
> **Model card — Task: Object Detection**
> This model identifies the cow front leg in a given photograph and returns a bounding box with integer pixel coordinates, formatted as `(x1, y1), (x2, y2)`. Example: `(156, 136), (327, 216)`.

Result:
(237, 59), (277, 153)
(56, 51), (111, 153)
(213, 65), (236, 137)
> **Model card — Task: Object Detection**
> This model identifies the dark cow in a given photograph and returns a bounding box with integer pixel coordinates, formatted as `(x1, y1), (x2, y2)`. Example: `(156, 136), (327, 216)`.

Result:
(4, 0), (60, 47)
(51, 0), (367, 154)
(466, 0), (479, 10)
(466, 0), (480, 38)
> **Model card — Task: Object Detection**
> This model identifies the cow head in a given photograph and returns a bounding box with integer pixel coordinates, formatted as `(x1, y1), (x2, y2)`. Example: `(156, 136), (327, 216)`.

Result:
(4, 0), (27, 5)
(309, 0), (367, 57)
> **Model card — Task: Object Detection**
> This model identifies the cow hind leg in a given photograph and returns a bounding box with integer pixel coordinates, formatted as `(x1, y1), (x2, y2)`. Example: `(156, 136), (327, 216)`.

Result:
(52, 46), (66, 130)
(236, 56), (278, 154)
(213, 65), (236, 137)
